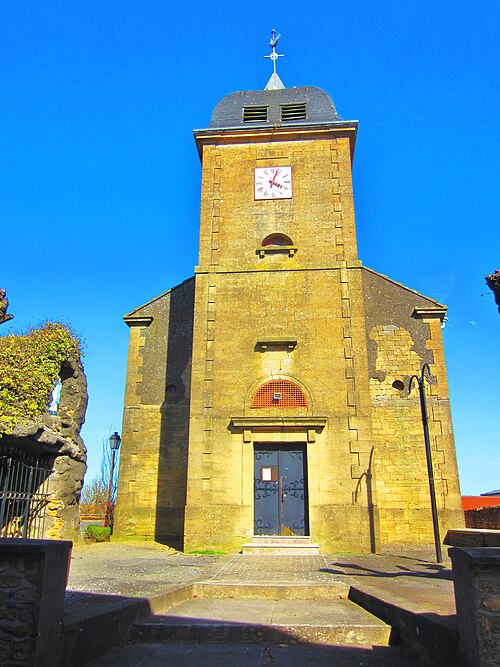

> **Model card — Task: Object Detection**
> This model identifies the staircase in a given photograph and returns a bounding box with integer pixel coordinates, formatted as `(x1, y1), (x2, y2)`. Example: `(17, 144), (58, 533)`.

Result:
(132, 580), (393, 648)
(241, 535), (320, 555)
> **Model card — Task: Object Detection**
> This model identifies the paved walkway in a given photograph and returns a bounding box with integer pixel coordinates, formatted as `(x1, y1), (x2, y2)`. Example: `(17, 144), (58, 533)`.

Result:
(67, 542), (217, 596)
(331, 552), (456, 618)
(66, 542), (455, 619)
(205, 554), (340, 584)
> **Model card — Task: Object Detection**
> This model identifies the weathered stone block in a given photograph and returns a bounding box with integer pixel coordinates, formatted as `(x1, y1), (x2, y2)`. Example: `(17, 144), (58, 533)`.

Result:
(0, 539), (71, 666)
(449, 547), (500, 667)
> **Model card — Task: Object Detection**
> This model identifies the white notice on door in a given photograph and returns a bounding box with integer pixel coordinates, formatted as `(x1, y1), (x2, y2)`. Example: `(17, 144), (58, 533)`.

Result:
(262, 467), (272, 481)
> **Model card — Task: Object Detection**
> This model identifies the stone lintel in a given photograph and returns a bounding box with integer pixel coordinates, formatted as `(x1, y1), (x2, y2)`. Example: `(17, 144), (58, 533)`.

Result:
(257, 245), (297, 258)
(255, 338), (297, 351)
(231, 417), (327, 442)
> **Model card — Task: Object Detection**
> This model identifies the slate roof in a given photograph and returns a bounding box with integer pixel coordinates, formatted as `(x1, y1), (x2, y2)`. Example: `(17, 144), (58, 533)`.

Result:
(209, 86), (342, 129)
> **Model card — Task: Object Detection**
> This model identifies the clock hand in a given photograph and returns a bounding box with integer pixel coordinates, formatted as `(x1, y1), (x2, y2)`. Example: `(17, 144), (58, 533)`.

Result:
(269, 168), (281, 188)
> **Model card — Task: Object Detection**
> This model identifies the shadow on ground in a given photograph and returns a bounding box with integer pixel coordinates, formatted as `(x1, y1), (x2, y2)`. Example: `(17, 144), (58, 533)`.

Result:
(88, 639), (421, 666)
(323, 561), (453, 581)
(63, 589), (420, 667)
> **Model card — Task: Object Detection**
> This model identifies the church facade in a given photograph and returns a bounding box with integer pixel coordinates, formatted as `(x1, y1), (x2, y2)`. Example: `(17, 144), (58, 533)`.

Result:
(114, 82), (464, 553)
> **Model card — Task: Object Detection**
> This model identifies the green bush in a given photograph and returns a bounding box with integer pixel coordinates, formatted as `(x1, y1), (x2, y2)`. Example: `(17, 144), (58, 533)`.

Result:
(0, 322), (82, 432)
(84, 525), (111, 542)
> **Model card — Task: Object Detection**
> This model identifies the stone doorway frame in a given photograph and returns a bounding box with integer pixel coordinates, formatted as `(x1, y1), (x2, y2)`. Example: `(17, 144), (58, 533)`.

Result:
(230, 416), (327, 538)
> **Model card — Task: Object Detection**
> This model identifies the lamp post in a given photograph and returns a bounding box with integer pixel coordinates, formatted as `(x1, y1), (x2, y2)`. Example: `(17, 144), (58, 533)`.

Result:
(104, 432), (121, 529)
(407, 364), (442, 563)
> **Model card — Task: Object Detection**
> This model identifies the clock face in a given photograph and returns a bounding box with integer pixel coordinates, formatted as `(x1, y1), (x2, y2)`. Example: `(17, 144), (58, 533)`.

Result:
(254, 166), (292, 200)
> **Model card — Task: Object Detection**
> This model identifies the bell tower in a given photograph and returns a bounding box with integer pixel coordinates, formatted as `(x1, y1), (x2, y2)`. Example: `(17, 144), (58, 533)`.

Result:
(182, 44), (380, 552)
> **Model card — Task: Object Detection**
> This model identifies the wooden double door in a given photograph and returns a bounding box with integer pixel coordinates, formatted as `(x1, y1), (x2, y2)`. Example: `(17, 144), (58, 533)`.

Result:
(253, 444), (308, 536)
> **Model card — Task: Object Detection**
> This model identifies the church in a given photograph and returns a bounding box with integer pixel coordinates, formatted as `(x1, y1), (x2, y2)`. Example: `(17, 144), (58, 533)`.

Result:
(114, 45), (464, 553)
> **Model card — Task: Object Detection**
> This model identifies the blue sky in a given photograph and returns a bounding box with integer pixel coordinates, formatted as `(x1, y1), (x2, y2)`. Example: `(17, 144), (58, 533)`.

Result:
(1, 1), (499, 494)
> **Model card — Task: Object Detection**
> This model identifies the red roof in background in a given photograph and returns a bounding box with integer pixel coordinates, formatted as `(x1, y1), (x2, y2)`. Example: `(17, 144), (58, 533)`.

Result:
(462, 496), (500, 510)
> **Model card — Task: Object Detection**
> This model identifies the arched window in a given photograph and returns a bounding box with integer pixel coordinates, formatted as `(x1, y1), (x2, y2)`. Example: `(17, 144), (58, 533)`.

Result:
(251, 379), (307, 408)
(262, 233), (293, 247)
(258, 233), (297, 258)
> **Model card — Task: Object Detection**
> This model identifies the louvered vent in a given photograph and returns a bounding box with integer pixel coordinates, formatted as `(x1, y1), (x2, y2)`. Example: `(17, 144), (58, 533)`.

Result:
(243, 106), (268, 123)
(280, 102), (307, 122)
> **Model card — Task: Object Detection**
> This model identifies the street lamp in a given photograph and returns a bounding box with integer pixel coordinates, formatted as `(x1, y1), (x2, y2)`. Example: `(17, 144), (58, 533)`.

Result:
(396, 364), (442, 563)
(104, 432), (121, 529)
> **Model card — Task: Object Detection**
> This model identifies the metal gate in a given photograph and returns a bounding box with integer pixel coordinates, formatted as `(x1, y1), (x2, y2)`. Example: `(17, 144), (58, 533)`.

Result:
(0, 447), (53, 539)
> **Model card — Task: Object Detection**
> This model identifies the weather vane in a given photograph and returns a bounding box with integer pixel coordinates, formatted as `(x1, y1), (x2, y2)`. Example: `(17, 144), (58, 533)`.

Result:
(265, 29), (284, 76)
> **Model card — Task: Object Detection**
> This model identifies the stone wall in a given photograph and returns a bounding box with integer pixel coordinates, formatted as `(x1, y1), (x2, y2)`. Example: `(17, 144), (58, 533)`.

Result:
(0, 539), (71, 666)
(363, 269), (464, 544)
(449, 546), (500, 666)
(466, 507), (500, 530)
(114, 279), (194, 546)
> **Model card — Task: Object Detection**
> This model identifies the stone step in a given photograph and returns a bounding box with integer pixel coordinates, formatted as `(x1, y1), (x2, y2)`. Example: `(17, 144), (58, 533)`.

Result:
(194, 581), (350, 599)
(242, 535), (320, 555)
(133, 597), (393, 647)
(249, 536), (313, 544)
(88, 640), (421, 666)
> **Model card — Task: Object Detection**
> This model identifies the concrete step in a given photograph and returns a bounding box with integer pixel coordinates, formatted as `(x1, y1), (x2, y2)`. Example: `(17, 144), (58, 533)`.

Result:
(133, 597), (393, 647)
(242, 536), (320, 555)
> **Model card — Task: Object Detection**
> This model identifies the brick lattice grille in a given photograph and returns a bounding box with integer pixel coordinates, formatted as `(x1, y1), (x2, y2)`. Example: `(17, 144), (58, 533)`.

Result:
(251, 380), (307, 408)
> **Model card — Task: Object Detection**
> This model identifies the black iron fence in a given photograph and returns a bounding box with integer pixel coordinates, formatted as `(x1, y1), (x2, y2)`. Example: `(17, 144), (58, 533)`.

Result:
(0, 446), (53, 539)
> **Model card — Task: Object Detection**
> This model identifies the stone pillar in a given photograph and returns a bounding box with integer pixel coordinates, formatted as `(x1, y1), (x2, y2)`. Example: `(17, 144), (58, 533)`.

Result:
(449, 546), (500, 666)
(0, 538), (71, 666)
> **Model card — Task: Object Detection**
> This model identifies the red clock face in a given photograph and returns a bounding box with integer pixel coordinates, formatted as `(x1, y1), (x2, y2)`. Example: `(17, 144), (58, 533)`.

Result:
(254, 166), (292, 200)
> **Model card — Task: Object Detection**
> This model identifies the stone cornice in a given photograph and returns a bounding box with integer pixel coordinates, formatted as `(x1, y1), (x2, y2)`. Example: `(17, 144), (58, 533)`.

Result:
(194, 122), (358, 160)
(413, 307), (448, 321)
(123, 316), (153, 328)
(232, 416), (327, 428)
(195, 261), (363, 275)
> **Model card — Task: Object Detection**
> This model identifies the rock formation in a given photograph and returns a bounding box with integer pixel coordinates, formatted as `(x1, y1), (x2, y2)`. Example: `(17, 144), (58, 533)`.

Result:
(485, 269), (500, 314)
(0, 326), (88, 540)
(0, 288), (13, 325)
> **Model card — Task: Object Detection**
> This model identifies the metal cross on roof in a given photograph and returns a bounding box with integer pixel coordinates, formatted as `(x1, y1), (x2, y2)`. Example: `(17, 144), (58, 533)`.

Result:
(264, 29), (284, 75)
